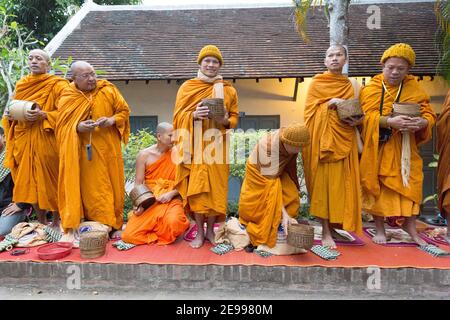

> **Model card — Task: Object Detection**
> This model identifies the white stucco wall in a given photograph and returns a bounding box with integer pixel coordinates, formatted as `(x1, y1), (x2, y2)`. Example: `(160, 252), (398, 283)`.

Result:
(113, 75), (448, 129)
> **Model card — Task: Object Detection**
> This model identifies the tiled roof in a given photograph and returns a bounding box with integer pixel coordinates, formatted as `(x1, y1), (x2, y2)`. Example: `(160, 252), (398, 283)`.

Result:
(52, 2), (439, 80)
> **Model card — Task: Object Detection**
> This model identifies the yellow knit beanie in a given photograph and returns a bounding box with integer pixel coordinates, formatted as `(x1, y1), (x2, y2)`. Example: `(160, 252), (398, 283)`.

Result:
(280, 123), (310, 147)
(380, 43), (415, 66)
(197, 45), (224, 66)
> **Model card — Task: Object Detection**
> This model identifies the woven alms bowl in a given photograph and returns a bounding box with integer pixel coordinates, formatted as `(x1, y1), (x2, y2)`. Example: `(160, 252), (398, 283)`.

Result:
(202, 98), (225, 119)
(392, 102), (421, 117)
(336, 99), (364, 122)
(287, 223), (314, 250)
(79, 231), (108, 259)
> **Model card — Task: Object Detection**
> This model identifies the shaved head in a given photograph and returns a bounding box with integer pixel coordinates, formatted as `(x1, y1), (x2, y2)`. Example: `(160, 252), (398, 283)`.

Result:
(156, 122), (173, 134)
(71, 61), (97, 92)
(29, 49), (51, 63)
(326, 45), (347, 58)
(71, 61), (93, 76)
(28, 49), (51, 75)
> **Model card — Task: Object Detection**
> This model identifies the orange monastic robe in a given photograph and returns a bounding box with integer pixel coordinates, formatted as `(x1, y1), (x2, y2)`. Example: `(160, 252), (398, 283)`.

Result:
(239, 130), (300, 248)
(173, 78), (239, 218)
(437, 90), (450, 219)
(301, 72), (362, 233)
(2, 73), (69, 211)
(56, 80), (130, 231)
(121, 150), (190, 245)
(359, 74), (436, 217)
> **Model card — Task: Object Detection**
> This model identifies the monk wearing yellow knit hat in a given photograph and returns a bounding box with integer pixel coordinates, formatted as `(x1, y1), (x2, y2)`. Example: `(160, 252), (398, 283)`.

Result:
(302, 45), (363, 249)
(239, 123), (310, 248)
(359, 43), (436, 245)
(173, 45), (239, 248)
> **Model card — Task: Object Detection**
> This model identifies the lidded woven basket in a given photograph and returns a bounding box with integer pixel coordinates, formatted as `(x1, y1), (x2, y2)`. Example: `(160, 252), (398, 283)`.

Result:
(79, 231), (108, 259)
(287, 223), (314, 250)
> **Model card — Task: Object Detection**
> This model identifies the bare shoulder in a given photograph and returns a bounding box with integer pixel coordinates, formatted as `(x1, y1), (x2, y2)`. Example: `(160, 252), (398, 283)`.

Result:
(137, 145), (160, 166)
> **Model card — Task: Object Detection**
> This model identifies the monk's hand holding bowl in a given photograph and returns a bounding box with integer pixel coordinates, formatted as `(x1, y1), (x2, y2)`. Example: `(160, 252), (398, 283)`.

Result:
(156, 191), (175, 203)
(96, 116), (115, 128)
(193, 102), (210, 120)
(281, 206), (290, 236)
(328, 98), (345, 110)
(4, 109), (13, 121)
(24, 105), (43, 122)
(404, 117), (428, 133)
(387, 115), (416, 132)
(77, 119), (97, 133)
(133, 205), (144, 216)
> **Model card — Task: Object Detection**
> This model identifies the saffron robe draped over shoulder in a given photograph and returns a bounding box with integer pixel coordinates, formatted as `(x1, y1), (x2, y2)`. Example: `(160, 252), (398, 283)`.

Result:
(238, 130), (300, 248)
(2, 73), (69, 211)
(437, 90), (450, 219)
(121, 150), (190, 245)
(301, 72), (362, 233)
(55, 80), (130, 231)
(173, 78), (239, 218)
(359, 74), (436, 217)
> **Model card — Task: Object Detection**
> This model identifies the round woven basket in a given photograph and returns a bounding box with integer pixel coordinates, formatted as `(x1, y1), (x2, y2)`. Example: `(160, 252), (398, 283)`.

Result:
(202, 98), (225, 119)
(129, 184), (155, 210)
(392, 102), (421, 117)
(79, 231), (108, 259)
(287, 224), (314, 250)
(336, 99), (364, 121)
(8, 100), (37, 121)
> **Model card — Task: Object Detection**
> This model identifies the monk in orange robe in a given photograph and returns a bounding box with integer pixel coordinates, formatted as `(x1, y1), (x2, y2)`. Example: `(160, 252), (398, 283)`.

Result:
(239, 123), (309, 248)
(173, 45), (239, 248)
(437, 90), (450, 243)
(359, 43), (436, 245)
(55, 61), (130, 234)
(302, 45), (363, 248)
(121, 122), (189, 245)
(2, 49), (69, 226)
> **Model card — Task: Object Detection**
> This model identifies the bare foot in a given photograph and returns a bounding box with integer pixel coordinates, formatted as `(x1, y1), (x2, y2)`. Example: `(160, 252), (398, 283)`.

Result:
(372, 232), (387, 244)
(205, 229), (216, 246)
(403, 218), (427, 246)
(321, 234), (337, 249)
(189, 232), (205, 249)
(109, 230), (122, 240)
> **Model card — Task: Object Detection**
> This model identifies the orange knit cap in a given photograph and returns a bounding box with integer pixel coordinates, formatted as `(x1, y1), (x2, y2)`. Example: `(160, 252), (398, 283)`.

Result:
(280, 123), (310, 147)
(197, 45), (224, 65)
(380, 43), (416, 67)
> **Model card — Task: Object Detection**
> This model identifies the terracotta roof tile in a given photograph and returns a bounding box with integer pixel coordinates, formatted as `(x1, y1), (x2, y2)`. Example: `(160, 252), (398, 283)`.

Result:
(53, 2), (438, 80)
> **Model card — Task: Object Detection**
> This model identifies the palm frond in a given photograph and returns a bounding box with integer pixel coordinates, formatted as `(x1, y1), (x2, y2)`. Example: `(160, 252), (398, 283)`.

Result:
(292, 0), (323, 43)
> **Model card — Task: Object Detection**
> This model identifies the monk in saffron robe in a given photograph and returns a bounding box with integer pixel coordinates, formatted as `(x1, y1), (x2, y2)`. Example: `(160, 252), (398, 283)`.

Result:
(173, 45), (239, 248)
(437, 90), (450, 243)
(359, 43), (436, 245)
(121, 122), (190, 245)
(55, 61), (130, 234)
(239, 123), (309, 248)
(2, 49), (69, 226)
(302, 45), (363, 248)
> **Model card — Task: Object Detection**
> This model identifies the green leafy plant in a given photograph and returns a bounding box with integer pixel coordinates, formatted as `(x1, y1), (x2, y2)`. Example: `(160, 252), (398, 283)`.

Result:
(121, 128), (157, 221)
(423, 154), (440, 207)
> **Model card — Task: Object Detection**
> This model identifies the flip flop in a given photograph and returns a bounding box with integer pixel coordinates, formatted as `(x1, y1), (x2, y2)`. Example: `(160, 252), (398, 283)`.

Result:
(419, 215), (447, 227)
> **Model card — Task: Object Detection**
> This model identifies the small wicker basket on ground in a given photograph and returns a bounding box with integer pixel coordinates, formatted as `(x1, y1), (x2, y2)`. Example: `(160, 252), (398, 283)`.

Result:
(202, 98), (225, 119)
(392, 102), (421, 117)
(336, 99), (364, 122)
(80, 231), (108, 259)
(287, 223), (314, 250)
(129, 184), (155, 210)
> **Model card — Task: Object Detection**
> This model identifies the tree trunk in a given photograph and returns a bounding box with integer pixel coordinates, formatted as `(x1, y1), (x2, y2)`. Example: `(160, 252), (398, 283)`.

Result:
(326, 0), (351, 74)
